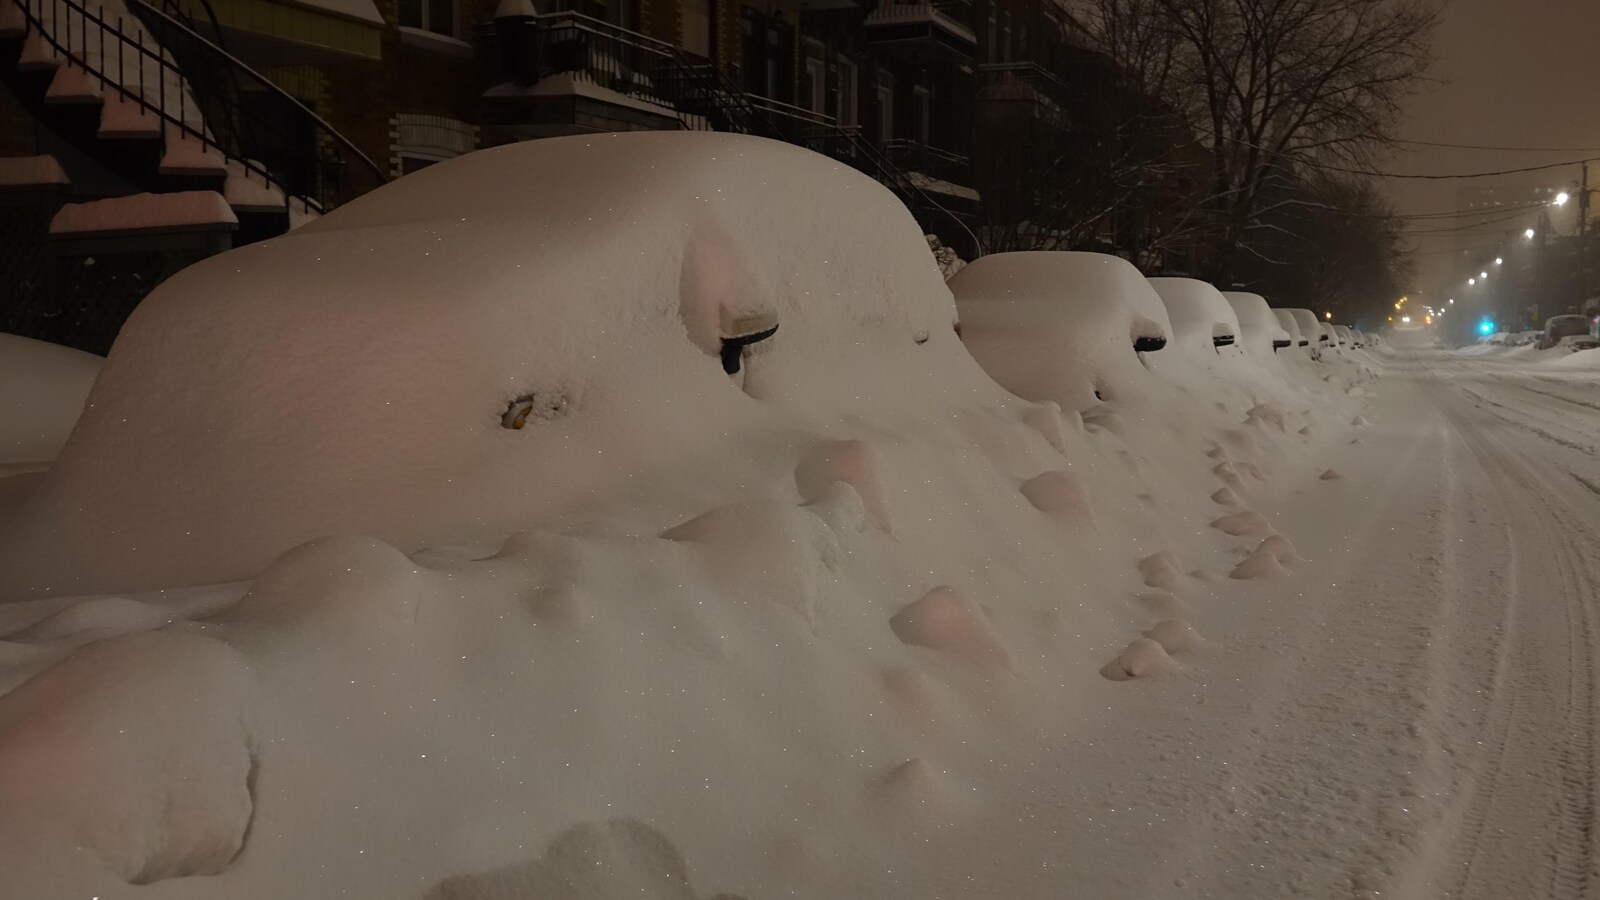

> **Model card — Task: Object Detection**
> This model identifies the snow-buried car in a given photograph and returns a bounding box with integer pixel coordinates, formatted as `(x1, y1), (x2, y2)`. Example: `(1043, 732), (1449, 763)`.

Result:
(0, 132), (1001, 597)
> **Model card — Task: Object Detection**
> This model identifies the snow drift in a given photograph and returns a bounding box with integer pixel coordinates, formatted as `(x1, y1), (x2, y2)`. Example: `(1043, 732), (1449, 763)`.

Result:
(0, 133), (1380, 899)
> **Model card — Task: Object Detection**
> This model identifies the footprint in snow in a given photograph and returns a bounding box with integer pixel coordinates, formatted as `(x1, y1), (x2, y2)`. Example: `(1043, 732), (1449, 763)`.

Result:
(1100, 637), (1176, 681)
(1230, 547), (1287, 579)
(1211, 510), (1272, 537)
(1320, 469), (1343, 481)
(1143, 618), (1204, 654)
(1137, 551), (1184, 591)
(889, 587), (1013, 674)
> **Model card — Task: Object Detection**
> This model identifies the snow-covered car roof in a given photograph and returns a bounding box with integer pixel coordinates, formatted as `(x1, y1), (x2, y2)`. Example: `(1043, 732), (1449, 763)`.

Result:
(0, 132), (994, 595)
(1222, 291), (1292, 356)
(1272, 309), (1307, 346)
(1333, 325), (1353, 345)
(1148, 278), (1240, 354)
(951, 251), (1172, 412)
(1285, 309), (1324, 344)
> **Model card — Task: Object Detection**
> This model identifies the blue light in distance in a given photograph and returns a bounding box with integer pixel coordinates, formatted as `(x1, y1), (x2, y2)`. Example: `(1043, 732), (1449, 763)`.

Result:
(1479, 319), (1495, 335)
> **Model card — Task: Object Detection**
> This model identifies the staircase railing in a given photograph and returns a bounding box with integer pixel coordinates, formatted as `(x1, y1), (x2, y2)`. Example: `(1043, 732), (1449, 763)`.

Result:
(124, 0), (385, 210)
(7, 0), (384, 216)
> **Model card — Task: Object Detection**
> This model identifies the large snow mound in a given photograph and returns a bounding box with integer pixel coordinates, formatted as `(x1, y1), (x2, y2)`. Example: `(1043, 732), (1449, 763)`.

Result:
(0, 333), (102, 466)
(0, 136), (1381, 900)
(0, 132), (986, 597)
(950, 251), (1172, 412)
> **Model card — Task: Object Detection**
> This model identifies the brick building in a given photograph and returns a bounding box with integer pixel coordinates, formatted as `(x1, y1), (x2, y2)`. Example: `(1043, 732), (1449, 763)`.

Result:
(1, 0), (1174, 352)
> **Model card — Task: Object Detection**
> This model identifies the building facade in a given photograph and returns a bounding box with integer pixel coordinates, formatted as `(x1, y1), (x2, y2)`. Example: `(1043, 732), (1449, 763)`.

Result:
(1, 0), (1160, 352)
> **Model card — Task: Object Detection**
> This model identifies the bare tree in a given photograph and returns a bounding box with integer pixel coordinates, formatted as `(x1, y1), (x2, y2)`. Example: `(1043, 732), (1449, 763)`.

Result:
(1085, 0), (1436, 281)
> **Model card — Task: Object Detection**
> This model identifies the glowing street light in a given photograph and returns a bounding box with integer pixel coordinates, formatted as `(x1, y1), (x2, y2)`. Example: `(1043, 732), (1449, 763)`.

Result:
(1449, 298), (1455, 304)
(1324, 311), (1333, 320)
(1556, 191), (1571, 206)
(1402, 315), (1412, 324)
(1526, 228), (1537, 240)
(1495, 258), (1503, 265)
(1469, 278), (1476, 285)
(1480, 271), (1488, 279)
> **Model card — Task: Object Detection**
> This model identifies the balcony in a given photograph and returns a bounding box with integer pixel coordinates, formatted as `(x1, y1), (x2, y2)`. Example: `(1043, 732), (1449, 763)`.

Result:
(864, 0), (975, 63)
(977, 61), (1071, 124)
(883, 138), (977, 204)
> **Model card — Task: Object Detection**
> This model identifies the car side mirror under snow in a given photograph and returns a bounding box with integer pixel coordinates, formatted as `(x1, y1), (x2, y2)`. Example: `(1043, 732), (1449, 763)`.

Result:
(719, 311), (780, 375)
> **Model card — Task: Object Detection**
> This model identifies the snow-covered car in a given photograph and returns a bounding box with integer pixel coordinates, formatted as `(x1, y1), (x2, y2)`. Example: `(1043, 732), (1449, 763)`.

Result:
(1333, 325), (1354, 348)
(1318, 322), (1340, 350)
(1511, 330), (1542, 346)
(1272, 309), (1308, 347)
(950, 252), (1173, 413)
(1540, 315), (1593, 349)
(1557, 334), (1600, 353)
(1285, 309), (1325, 351)
(1223, 291), (1294, 355)
(1149, 278), (1241, 354)
(0, 131), (984, 595)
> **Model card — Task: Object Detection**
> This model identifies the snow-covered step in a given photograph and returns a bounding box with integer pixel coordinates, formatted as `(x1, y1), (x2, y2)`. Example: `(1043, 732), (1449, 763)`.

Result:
(44, 63), (103, 103)
(0, 154), (68, 190)
(159, 131), (228, 177)
(50, 190), (236, 235)
(0, 1), (26, 36)
(97, 91), (160, 138)
(16, 29), (60, 71)
(222, 159), (285, 212)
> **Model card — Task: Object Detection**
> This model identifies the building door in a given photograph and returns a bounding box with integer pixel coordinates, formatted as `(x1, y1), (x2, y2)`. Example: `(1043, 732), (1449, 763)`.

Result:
(740, 7), (793, 101)
(683, 0), (711, 57)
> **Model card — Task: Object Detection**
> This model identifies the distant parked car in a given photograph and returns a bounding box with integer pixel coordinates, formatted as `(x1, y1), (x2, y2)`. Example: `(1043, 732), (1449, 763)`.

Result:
(1333, 325), (1353, 348)
(1540, 315), (1593, 349)
(1557, 334), (1600, 353)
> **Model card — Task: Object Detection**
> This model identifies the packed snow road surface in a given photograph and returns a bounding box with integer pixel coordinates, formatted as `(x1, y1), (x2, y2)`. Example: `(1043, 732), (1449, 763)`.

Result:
(1110, 347), (1600, 900)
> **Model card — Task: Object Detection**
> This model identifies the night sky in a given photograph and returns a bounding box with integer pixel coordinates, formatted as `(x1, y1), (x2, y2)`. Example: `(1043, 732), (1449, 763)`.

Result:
(1383, 0), (1600, 309)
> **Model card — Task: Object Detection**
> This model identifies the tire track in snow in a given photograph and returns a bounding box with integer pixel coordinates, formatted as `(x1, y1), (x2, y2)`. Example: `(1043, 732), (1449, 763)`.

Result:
(1421, 371), (1600, 900)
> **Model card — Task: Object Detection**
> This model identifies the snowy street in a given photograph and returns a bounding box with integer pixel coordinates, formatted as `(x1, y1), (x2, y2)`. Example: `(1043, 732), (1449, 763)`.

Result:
(1039, 347), (1600, 899)
(2, 136), (1598, 900)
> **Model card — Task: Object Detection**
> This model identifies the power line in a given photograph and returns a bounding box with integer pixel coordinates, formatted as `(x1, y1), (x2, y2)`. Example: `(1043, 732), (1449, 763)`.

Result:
(1313, 155), (1600, 180)
(1392, 139), (1600, 153)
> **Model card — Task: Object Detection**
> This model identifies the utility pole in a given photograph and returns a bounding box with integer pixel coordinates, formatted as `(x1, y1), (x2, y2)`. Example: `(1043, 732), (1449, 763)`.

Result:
(1581, 161), (1590, 311)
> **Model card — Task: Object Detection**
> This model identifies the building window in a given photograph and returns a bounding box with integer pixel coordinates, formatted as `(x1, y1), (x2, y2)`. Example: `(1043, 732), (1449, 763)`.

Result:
(399, 0), (455, 35)
(876, 72), (893, 142)
(391, 114), (478, 178)
(740, 7), (793, 101)
(912, 85), (929, 143)
(803, 56), (826, 115)
(834, 57), (858, 127)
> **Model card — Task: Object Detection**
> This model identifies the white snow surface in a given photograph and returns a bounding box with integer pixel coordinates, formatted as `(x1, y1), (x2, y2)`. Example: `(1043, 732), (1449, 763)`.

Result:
(1222, 291), (1292, 358)
(1149, 276), (1239, 350)
(950, 251), (1172, 413)
(0, 333), (101, 466)
(49, 191), (236, 234)
(1273, 308), (1307, 346)
(0, 134), (1397, 900)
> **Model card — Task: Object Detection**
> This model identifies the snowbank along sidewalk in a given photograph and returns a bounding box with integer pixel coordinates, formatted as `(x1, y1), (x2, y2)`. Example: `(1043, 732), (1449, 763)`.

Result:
(0, 132), (1380, 899)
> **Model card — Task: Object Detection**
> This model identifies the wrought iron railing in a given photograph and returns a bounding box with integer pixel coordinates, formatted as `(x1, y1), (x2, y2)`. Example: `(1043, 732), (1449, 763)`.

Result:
(125, 0), (385, 209)
(7, 0), (384, 215)
(494, 9), (981, 250)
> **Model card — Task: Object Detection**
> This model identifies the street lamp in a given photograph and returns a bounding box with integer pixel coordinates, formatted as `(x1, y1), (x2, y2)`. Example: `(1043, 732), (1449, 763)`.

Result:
(1496, 258), (1504, 265)
(1480, 271), (1489, 279)
(1556, 191), (1571, 206)
(1449, 298), (1454, 304)
(1526, 228), (1537, 240)
(1469, 278), (1476, 286)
